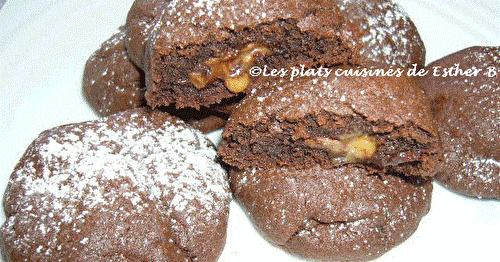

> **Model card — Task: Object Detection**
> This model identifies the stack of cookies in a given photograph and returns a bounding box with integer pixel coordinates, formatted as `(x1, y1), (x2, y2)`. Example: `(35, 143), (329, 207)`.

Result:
(83, 0), (428, 128)
(1, 0), (498, 261)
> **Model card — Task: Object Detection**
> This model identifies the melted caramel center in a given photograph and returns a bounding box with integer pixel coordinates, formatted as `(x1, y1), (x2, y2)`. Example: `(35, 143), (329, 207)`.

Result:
(305, 134), (377, 163)
(189, 43), (271, 93)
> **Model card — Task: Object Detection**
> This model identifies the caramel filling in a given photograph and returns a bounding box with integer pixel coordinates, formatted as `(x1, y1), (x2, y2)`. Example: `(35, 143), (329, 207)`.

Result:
(189, 43), (271, 93)
(305, 134), (377, 163)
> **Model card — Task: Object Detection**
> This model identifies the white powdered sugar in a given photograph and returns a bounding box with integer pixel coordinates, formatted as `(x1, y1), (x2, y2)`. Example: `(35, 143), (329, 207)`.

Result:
(102, 28), (125, 50)
(463, 47), (500, 133)
(84, 29), (144, 116)
(338, 0), (422, 67)
(1, 109), (230, 257)
(464, 157), (500, 184)
(432, 46), (500, 197)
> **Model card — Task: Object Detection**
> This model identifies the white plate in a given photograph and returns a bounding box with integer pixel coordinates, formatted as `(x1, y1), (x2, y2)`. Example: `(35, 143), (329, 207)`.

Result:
(0, 1), (499, 261)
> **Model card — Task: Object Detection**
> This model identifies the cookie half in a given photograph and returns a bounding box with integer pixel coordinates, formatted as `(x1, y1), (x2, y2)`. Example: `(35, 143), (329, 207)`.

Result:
(82, 30), (227, 133)
(125, 0), (425, 109)
(219, 71), (441, 177)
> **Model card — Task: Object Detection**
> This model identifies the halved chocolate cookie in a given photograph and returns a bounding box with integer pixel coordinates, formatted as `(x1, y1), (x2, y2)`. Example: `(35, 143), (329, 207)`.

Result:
(219, 71), (441, 177)
(83, 30), (228, 133)
(125, 0), (425, 109)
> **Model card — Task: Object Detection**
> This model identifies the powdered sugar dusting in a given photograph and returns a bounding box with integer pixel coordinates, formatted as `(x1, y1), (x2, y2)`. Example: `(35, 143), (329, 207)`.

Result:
(338, 0), (423, 67)
(429, 47), (500, 197)
(1, 109), (229, 258)
(84, 29), (145, 116)
(442, 136), (500, 197)
(466, 158), (500, 183)
(462, 47), (500, 133)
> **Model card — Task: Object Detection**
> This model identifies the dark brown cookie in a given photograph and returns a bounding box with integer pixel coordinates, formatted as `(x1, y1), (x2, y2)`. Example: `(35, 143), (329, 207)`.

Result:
(219, 71), (441, 178)
(419, 46), (500, 199)
(231, 165), (432, 261)
(1, 108), (230, 261)
(83, 28), (146, 117)
(125, 0), (425, 109)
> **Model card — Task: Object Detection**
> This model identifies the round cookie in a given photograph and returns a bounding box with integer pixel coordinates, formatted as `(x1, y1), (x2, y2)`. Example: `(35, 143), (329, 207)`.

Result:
(231, 165), (432, 261)
(419, 46), (500, 198)
(125, 0), (425, 109)
(219, 70), (442, 178)
(1, 108), (230, 261)
(83, 28), (146, 117)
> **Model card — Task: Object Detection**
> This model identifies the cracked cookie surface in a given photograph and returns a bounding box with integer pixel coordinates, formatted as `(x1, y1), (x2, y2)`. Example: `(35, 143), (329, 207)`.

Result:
(231, 165), (432, 261)
(0, 108), (230, 261)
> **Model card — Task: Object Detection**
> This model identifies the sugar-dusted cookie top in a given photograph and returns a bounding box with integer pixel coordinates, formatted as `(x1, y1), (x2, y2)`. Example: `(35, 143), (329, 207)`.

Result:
(1, 108), (230, 261)
(419, 46), (500, 198)
(83, 28), (146, 116)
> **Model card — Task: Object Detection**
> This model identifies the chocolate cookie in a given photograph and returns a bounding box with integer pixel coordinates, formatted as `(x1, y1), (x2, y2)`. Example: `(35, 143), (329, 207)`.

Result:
(231, 165), (432, 261)
(1, 108), (230, 261)
(419, 46), (500, 198)
(219, 71), (441, 178)
(125, 0), (425, 109)
(83, 28), (146, 117)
